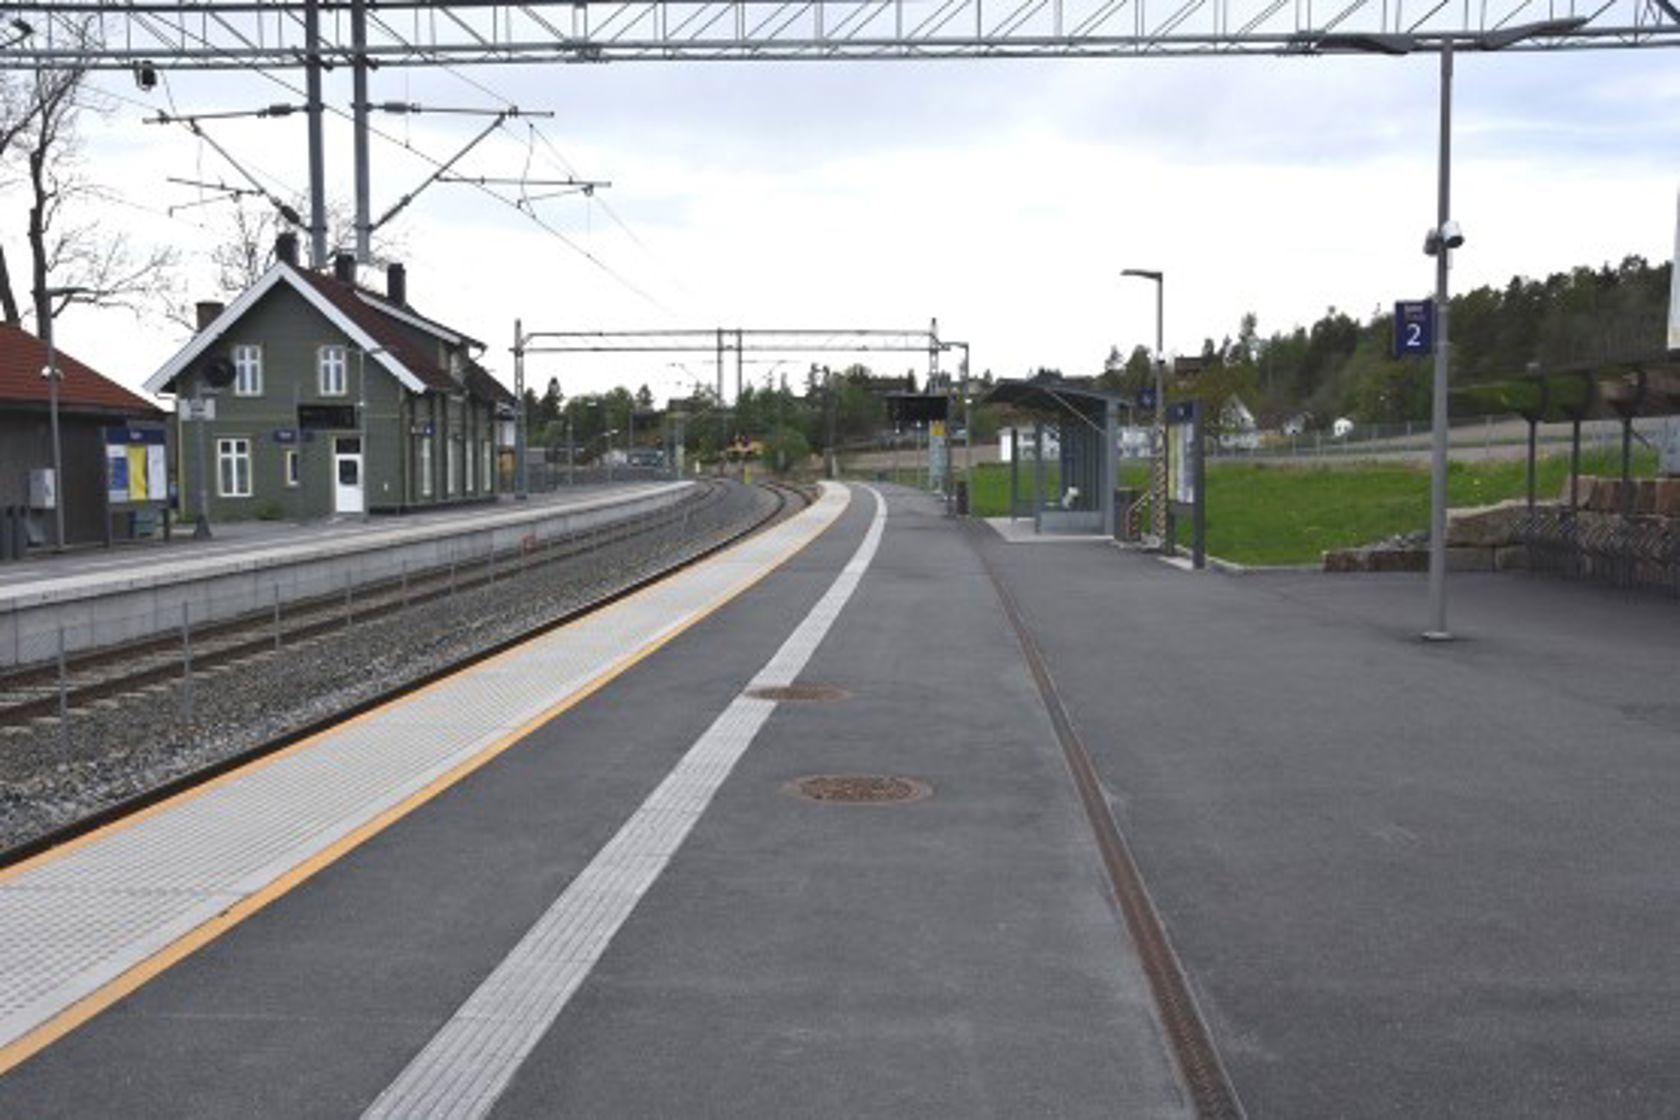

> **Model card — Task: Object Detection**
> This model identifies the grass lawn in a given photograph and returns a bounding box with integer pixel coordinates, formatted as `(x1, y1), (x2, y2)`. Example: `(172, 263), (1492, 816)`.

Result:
(963, 449), (1659, 566)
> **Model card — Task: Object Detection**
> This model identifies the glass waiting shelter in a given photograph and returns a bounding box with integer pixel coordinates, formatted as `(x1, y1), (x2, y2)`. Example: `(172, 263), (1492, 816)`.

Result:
(983, 375), (1132, 537)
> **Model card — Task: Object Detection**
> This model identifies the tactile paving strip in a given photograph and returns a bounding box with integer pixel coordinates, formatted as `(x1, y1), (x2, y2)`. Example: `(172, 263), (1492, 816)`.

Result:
(363, 488), (888, 1120)
(0, 484), (850, 1054)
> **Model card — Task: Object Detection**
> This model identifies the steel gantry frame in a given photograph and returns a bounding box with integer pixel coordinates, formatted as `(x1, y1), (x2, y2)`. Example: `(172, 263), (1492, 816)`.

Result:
(0, 0), (1675, 71)
(510, 323), (948, 493)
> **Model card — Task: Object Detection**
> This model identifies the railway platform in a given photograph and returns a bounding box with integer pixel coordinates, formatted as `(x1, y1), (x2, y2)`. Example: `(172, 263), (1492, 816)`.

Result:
(1, 479), (1676, 1116)
(0, 481), (691, 667)
(0, 481), (1193, 1117)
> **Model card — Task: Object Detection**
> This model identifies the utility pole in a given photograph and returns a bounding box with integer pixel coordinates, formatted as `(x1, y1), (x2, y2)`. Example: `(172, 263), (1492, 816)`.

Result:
(351, 0), (371, 262)
(825, 365), (837, 480)
(304, 0), (327, 268)
(513, 318), (528, 499)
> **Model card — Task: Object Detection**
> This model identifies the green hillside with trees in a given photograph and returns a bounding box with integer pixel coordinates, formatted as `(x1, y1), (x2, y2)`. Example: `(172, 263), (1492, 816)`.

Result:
(1097, 255), (1672, 436)
(517, 254), (1673, 467)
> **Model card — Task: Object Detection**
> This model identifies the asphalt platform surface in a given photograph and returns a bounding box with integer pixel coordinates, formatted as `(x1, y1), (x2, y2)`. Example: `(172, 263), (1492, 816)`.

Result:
(975, 518), (1680, 1116)
(0, 484), (1189, 1118)
(3, 481), (1675, 1117)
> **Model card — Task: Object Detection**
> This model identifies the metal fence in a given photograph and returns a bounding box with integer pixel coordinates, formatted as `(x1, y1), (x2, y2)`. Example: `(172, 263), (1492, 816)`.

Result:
(0, 483), (776, 849)
(1522, 509), (1680, 597)
(1205, 413), (1667, 462)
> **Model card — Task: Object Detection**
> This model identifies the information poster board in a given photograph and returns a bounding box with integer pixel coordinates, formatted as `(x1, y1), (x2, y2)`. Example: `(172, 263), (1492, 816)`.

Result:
(104, 426), (168, 504)
(1168, 418), (1196, 505)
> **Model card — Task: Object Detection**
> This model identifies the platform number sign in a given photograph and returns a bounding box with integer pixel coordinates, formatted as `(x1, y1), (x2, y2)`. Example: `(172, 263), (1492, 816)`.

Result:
(1393, 300), (1435, 358)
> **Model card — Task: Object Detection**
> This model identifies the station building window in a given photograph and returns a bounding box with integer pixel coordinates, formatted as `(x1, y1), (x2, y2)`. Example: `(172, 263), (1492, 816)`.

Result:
(232, 344), (262, 396)
(319, 345), (347, 396)
(419, 437), (434, 498)
(284, 448), (300, 487)
(217, 437), (252, 497)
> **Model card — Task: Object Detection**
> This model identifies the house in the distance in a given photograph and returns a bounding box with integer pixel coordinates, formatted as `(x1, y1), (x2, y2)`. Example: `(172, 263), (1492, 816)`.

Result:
(0, 322), (166, 550)
(145, 234), (514, 523)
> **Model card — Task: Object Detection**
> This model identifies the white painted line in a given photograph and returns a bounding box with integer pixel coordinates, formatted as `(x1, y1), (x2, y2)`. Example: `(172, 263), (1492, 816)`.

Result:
(0, 485), (848, 1059)
(363, 487), (889, 1120)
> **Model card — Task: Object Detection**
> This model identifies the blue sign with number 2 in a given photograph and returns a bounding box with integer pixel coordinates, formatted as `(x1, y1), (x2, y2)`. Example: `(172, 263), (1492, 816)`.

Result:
(1394, 300), (1435, 358)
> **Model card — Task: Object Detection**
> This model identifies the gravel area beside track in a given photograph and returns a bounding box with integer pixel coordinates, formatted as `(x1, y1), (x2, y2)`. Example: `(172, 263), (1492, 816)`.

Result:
(0, 483), (785, 853)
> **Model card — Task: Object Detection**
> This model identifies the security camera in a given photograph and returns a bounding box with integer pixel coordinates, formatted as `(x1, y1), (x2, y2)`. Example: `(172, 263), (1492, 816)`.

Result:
(133, 61), (157, 91)
(1423, 221), (1465, 257)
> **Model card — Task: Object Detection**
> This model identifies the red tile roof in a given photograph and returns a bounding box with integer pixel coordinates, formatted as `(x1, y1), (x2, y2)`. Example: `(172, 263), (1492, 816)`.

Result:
(0, 322), (161, 416)
(291, 268), (465, 394)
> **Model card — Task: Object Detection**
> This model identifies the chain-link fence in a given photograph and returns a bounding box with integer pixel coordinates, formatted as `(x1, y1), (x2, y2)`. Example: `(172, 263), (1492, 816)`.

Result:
(0, 482), (786, 852)
(1206, 413), (1667, 462)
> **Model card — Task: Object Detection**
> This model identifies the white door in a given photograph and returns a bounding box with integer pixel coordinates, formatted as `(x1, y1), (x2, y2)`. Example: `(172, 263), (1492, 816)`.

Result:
(334, 437), (364, 514)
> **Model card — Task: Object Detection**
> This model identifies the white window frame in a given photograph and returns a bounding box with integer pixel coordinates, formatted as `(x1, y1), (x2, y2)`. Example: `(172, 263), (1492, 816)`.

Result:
(419, 437), (434, 498)
(232, 344), (263, 397)
(318, 345), (348, 397)
(284, 448), (300, 487)
(216, 437), (252, 498)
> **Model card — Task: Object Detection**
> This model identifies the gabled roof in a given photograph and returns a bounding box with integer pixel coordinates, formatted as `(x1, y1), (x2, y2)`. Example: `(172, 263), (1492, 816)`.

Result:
(462, 359), (516, 409)
(144, 261), (495, 399)
(0, 322), (162, 416)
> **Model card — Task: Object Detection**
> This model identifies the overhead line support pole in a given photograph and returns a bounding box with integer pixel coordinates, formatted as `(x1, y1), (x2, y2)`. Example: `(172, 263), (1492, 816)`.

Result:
(305, 0), (327, 269)
(352, 0), (371, 262)
(514, 318), (528, 499)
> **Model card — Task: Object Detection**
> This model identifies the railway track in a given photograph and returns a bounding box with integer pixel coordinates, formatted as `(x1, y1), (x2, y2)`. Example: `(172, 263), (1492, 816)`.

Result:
(1, 481), (809, 863)
(0, 481), (786, 729)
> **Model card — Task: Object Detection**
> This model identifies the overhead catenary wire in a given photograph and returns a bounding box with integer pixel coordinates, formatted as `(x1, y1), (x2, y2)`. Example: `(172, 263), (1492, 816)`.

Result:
(89, 10), (669, 309)
(358, 7), (690, 308)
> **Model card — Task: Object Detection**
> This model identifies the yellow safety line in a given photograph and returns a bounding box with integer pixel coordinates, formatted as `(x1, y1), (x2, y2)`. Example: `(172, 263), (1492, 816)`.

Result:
(0, 486), (848, 1075)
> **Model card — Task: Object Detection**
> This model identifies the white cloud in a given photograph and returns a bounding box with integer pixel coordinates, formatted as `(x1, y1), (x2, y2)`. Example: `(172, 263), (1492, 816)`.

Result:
(8, 47), (1675, 403)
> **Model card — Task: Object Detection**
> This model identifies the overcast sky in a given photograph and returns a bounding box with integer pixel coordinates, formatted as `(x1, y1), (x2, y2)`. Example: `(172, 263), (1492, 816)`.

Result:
(21, 43), (1680, 403)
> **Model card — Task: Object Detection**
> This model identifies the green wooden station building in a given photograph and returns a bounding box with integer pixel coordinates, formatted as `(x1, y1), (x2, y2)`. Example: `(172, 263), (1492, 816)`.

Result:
(146, 235), (514, 524)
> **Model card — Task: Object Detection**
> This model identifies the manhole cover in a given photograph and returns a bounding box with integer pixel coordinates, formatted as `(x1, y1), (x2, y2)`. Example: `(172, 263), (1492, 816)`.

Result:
(786, 775), (931, 804)
(748, 684), (851, 703)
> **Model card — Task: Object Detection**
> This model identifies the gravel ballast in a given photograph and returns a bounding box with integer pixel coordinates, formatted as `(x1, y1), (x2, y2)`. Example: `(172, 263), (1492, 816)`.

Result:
(0, 483), (786, 854)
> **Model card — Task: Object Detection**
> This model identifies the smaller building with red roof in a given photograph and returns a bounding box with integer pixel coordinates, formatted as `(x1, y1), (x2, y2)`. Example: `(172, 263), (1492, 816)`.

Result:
(0, 322), (165, 550)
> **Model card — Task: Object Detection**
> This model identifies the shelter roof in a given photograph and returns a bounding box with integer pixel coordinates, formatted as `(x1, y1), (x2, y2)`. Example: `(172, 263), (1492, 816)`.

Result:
(0, 323), (162, 417)
(982, 375), (1132, 421)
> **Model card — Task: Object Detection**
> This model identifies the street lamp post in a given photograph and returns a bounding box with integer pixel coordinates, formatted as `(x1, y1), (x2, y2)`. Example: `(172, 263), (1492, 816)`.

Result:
(43, 322), (65, 552)
(1121, 268), (1165, 542)
(1424, 39), (1455, 640)
(38, 286), (87, 551)
(1310, 16), (1586, 639)
(513, 320), (529, 501)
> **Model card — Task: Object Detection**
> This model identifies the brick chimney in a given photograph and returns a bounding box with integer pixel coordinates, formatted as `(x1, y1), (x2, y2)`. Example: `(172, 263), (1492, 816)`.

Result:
(387, 262), (407, 305)
(195, 301), (224, 330)
(274, 232), (298, 266)
(333, 252), (357, 284)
